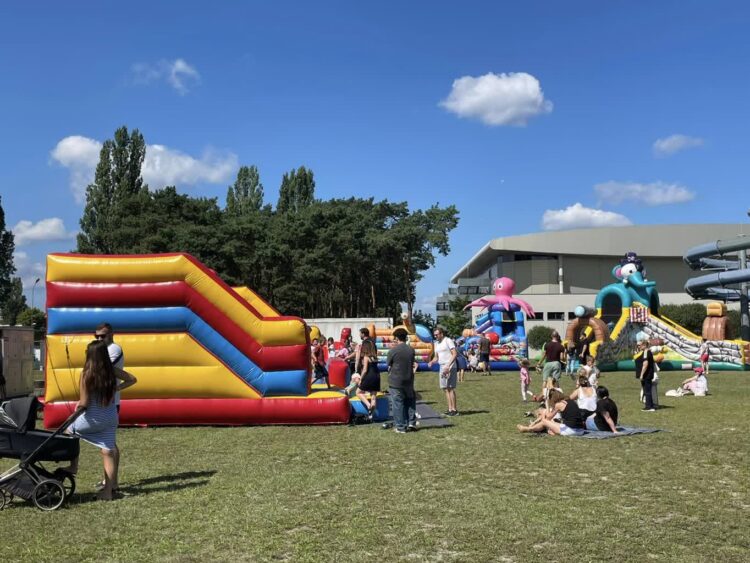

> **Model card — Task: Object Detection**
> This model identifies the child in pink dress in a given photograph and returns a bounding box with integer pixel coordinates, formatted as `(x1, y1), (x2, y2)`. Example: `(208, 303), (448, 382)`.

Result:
(518, 358), (533, 402)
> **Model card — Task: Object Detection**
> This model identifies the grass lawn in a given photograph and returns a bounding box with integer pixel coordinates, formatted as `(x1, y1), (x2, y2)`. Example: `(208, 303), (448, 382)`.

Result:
(2, 371), (748, 562)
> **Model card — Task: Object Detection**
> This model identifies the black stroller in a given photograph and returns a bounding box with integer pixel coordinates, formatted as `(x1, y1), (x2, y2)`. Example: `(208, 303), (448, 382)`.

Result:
(0, 397), (82, 511)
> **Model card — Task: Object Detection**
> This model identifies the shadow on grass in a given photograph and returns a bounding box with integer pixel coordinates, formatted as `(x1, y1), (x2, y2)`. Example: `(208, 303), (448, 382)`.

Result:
(72, 470), (217, 504)
(455, 409), (490, 416)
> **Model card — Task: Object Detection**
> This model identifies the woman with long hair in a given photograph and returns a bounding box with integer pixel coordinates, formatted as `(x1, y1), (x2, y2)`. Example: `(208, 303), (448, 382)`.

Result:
(65, 340), (137, 500)
(357, 339), (381, 416)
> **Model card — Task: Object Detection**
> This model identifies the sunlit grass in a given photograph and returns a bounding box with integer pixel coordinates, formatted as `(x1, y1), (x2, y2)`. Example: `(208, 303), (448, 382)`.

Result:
(2, 371), (748, 562)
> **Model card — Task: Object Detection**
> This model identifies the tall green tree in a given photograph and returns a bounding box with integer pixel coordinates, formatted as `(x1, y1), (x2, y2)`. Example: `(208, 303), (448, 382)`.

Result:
(77, 126), (148, 253)
(439, 297), (471, 339)
(0, 196), (15, 307)
(384, 204), (459, 320)
(226, 165), (264, 215)
(17, 307), (46, 340)
(1, 277), (27, 325)
(277, 166), (315, 213)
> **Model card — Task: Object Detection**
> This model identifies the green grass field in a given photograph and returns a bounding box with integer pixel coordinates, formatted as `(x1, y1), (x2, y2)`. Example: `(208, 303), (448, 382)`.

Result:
(2, 371), (748, 562)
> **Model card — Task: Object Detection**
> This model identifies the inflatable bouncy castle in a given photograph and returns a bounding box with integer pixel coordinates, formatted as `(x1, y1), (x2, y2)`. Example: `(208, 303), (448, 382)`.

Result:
(43, 253), (351, 427)
(461, 277), (534, 370)
(369, 314), (435, 371)
(567, 252), (750, 371)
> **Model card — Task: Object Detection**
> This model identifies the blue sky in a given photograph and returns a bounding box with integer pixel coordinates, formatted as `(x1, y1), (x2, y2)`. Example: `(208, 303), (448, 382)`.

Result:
(1, 1), (749, 314)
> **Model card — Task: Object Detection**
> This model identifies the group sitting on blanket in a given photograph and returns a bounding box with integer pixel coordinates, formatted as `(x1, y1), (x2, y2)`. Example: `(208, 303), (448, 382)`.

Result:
(517, 374), (618, 436)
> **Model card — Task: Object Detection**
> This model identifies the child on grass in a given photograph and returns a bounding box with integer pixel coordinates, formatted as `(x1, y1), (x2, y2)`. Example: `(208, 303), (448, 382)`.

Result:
(468, 350), (478, 372)
(518, 358), (533, 402)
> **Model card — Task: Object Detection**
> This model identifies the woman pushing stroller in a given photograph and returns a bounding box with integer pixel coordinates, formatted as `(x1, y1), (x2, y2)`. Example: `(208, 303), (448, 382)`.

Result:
(63, 340), (137, 500)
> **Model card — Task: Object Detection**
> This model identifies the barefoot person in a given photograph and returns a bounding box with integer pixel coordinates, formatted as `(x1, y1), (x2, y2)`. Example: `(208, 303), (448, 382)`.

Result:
(517, 396), (585, 436)
(428, 327), (458, 416)
(65, 340), (137, 500)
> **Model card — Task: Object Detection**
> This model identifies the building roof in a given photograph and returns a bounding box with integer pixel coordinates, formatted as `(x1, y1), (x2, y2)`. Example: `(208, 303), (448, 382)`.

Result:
(451, 223), (750, 283)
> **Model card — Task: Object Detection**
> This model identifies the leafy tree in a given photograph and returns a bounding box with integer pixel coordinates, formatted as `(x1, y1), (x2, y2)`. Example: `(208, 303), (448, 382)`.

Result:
(528, 325), (555, 351)
(277, 166), (315, 213)
(78, 126), (148, 253)
(17, 307), (46, 340)
(439, 297), (471, 339)
(0, 196), (15, 308)
(384, 204), (459, 320)
(659, 303), (708, 335)
(1, 277), (26, 325)
(226, 165), (264, 215)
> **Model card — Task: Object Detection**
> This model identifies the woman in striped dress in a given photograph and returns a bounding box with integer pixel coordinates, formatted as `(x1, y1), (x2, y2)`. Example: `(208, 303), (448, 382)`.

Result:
(65, 340), (137, 500)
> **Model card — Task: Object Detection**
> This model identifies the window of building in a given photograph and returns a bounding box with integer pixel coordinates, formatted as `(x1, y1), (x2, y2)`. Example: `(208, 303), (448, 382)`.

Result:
(533, 312), (544, 320)
(568, 312), (577, 320)
(478, 286), (490, 294)
(436, 302), (447, 311)
(448, 288), (457, 295)
(548, 312), (564, 320)
(459, 286), (479, 295)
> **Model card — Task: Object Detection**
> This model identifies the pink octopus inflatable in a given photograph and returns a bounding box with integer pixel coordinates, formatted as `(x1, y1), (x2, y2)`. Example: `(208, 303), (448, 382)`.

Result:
(463, 277), (536, 319)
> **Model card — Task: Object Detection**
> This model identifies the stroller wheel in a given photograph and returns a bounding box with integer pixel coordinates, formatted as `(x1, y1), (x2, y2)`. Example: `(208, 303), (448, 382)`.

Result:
(54, 469), (76, 499)
(32, 479), (66, 511)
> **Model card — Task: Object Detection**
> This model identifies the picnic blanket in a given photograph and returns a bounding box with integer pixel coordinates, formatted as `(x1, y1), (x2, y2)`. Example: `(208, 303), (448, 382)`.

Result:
(572, 427), (663, 439)
(379, 400), (453, 429)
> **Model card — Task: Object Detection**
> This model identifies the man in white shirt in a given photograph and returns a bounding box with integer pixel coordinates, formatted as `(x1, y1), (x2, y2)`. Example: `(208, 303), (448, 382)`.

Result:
(428, 326), (459, 416)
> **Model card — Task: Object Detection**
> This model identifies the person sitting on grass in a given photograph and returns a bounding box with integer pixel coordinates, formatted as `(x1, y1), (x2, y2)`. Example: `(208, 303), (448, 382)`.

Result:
(679, 367), (709, 396)
(517, 394), (585, 436)
(569, 372), (598, 420)
(525, 389), (566, 426)
(584, 386), (618, 433)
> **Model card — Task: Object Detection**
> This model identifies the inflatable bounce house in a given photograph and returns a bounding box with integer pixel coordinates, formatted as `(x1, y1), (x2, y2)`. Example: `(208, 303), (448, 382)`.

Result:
(43, 253), (355, 427)
(566, 252), (750, 371)
(461, 277), (534, 370)
(370, 313), (435, 371)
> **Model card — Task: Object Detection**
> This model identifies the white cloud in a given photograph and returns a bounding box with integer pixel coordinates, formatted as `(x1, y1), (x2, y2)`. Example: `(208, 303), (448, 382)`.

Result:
(594, 181), (695, 206)
(440, 72), (553, 126)
(13, 251), (45, 291)
(142, 145), (238, 189)
(653, 134), (704, 157)
(50, 136), (103, 203)
(12, 218), (76, 246)
(131, 58), (200, 95)
(51, 135), (238, 201)
(542, 203), (632, 231)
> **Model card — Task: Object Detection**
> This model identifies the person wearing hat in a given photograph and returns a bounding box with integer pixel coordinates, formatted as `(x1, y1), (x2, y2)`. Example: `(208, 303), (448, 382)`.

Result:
(680, 367), (709, 396)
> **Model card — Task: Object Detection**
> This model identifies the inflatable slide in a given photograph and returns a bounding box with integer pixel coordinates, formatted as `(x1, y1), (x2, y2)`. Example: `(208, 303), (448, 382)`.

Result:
(43, 253), (351, 427)
(567, 253), (750, 371)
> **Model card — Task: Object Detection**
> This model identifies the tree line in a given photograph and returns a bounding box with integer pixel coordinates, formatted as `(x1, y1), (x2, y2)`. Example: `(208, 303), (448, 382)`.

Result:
(74, 126), (459, 320)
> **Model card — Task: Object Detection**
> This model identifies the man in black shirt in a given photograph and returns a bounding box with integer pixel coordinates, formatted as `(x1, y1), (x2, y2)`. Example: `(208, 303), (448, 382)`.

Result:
(387, 328), (417, 433)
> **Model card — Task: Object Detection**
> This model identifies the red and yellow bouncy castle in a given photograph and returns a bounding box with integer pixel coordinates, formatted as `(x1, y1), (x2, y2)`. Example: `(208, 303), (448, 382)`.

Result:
(43, 253), (350, 427)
